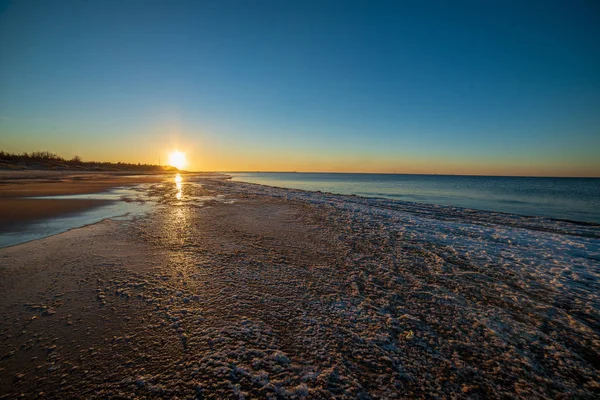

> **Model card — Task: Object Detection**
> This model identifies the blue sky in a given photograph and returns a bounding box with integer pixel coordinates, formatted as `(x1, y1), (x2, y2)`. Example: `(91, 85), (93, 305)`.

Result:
(0, 0), (599, 175)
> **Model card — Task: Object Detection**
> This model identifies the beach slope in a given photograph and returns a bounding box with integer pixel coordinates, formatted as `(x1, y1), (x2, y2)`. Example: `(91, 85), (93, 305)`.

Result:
(0, 177), (598, 398)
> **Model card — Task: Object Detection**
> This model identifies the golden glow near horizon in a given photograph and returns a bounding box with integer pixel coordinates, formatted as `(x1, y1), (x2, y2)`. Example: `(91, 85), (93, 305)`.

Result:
(168, 151), (187, 170)
(3, 143), (597, 177)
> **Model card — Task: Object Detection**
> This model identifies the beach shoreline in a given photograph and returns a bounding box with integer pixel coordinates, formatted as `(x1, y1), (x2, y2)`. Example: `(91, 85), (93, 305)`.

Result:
(0, 170), (226, 234)
(0, 175), (598, 398)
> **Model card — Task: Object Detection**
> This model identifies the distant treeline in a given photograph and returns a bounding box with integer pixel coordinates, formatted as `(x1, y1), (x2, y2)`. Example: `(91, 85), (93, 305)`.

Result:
(0, 151), (178, 171)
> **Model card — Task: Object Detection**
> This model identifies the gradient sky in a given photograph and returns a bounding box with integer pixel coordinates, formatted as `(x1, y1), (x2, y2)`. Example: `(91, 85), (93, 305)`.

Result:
(1, 0), (599, 176)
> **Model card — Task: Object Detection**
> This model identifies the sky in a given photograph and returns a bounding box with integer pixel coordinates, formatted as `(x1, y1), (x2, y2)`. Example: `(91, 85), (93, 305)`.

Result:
(0, 0), (599, 176)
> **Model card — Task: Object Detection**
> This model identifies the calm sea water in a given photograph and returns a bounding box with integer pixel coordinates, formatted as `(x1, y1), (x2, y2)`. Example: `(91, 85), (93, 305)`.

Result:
(229, 173), (600, 224)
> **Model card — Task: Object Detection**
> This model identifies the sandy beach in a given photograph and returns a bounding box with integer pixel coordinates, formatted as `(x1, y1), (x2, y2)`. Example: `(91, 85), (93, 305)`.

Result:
(0, 172), (179, 229)
(0, 173), (599, 398)
(0, 171), (226, 234)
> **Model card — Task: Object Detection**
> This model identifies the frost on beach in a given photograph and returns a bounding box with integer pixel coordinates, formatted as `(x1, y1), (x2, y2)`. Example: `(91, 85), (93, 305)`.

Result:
(1, 177), (599, 398)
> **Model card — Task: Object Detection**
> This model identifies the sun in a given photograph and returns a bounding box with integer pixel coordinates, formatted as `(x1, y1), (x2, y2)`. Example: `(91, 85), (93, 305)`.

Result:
(168, 151), (187, 170)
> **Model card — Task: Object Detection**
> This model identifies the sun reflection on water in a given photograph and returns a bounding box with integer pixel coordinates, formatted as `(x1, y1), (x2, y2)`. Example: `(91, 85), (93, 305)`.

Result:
(175, 173), (183, 200)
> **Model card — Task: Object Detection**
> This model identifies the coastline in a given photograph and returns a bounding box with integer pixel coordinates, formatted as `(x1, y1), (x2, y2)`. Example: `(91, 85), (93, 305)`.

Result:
(229, 172), (600, 224)
(0, 175), (598, 398)
(0, 170), (226, 236)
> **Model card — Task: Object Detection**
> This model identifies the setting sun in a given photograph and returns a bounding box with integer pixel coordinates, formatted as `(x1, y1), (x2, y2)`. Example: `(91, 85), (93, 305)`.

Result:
(168, 151), (186, 170)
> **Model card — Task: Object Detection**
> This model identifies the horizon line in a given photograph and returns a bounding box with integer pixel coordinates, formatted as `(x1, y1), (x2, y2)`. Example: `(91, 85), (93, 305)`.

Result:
(210, 170), (600, 179)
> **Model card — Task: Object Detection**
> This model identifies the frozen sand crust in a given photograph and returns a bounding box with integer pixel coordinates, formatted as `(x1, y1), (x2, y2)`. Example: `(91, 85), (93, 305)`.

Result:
(0, 178), (599, 398)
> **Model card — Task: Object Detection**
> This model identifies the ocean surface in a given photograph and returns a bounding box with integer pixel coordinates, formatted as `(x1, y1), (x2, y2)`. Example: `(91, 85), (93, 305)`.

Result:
(229, 173), (600, 224)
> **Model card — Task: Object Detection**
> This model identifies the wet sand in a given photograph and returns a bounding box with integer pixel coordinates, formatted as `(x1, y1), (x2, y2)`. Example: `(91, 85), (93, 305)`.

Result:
(0, 170), (176, 198)
(0, 199), (115, 232)
(0, 176), (598, 398)
(0, 170), (220, 233)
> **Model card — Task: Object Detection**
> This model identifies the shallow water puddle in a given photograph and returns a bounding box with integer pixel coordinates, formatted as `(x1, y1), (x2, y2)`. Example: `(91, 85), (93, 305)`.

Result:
(0, 178), (235, 248)
(0, 185), (153, 248)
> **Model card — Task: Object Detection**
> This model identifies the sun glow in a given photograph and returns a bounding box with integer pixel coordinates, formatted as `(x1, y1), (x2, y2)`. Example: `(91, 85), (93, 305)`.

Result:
(168, 151), (187, 170)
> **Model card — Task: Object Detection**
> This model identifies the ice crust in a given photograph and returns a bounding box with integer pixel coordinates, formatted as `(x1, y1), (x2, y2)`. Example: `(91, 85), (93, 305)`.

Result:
(230, 181), (600, 313)
(1, 177), (599, 398)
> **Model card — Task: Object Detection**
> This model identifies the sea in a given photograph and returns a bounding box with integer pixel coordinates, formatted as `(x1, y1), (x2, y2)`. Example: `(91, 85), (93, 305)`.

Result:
(228, 172), (600, 224)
